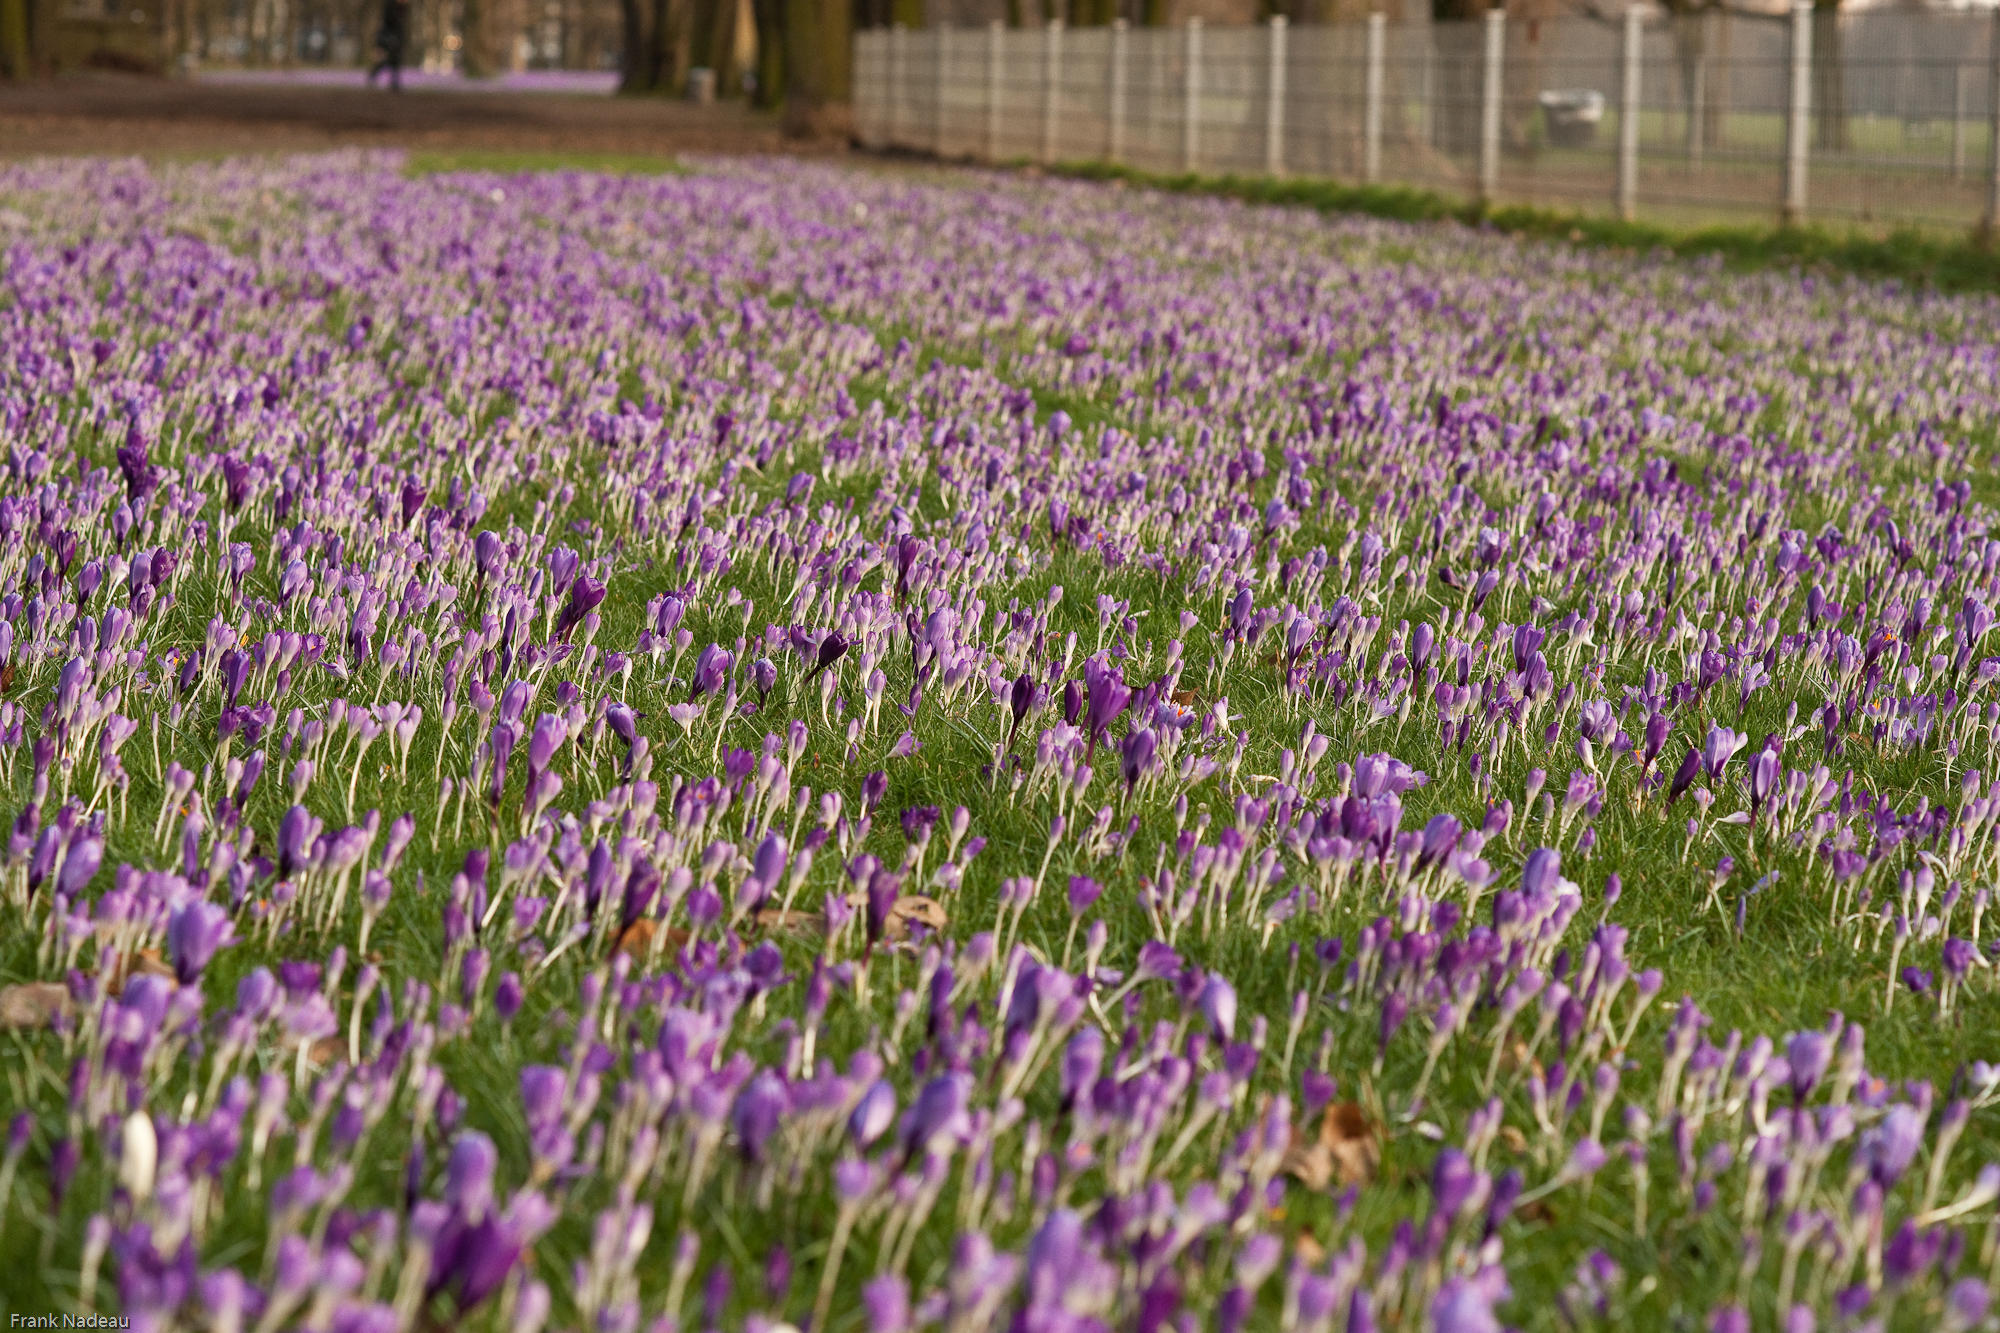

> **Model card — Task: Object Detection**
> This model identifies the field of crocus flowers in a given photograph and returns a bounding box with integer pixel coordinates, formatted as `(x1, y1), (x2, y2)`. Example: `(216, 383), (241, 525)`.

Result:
(2, 149), (2000, 1332)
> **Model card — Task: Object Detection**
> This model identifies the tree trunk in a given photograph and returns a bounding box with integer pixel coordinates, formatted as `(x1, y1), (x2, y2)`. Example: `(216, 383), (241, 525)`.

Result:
(750, 0), (783, 103)
(1811, 0), (1848, 153)
(619, 0), (647, 88)
(462, 0), (491, 73)
(1502, 0), (1552, 154)
(1429, 0), (1485, 157)
(782, 0), (852, 137)
(644, 0), (671, 86)
(0, 0), (30, 78)
(1670, 8), (1701, 156)
(688, 0), (733, 87)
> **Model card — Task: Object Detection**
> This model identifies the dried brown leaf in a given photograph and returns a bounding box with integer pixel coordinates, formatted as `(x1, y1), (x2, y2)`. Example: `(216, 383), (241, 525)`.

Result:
(1281, 1134), (1336, 1191)
(0, 982), (70, 1030)
(750, 908), (824, 936)
(842, 891), (950, 945)
(1319, 1101), (1381, 1188)
(886, 894), (947, 940)
(614, 920), (690, 960)
(104, 948), (176, 997)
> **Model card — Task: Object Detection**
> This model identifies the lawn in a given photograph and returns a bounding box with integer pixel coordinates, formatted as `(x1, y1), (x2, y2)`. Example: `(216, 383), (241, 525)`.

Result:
(0, 149), (1998, 1331)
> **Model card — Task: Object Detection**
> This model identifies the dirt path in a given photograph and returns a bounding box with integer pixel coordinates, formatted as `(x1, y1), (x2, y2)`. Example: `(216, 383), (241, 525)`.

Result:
(0, 73), (828, 159)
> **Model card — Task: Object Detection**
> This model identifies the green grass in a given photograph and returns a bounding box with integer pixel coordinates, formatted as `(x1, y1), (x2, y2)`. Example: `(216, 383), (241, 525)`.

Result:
(0, 151), (1997, 1332)
(402, 149), (689, 176)
(1040, 158), (2000, 294)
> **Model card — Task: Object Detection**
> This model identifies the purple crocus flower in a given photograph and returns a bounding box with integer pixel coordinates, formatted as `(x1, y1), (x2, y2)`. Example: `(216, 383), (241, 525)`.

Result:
(555, 574), (606, 642)
(848, 1079), (897, 1149)
(730, 1070), (787, 1163)
(900, 1073), (970, 1161)
(165, 899), (234, 985)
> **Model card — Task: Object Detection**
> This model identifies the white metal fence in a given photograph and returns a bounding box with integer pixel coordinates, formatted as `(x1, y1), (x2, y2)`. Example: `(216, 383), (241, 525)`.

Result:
(854, 7), (2000, 234)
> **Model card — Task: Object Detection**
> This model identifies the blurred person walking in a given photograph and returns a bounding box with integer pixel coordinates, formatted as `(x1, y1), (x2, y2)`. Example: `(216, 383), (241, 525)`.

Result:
(367, 0), (411, 92)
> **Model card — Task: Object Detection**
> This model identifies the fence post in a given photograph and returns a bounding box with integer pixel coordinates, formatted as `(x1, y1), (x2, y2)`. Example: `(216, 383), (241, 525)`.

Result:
(1108, 18), (1128, 162)
(1266, 15), (1288, 176)
(1183, 17), (1203, 172)
(1364, 12), (1385, 183)
(987, 20), (1002, 161)
(936, 25), (950, 155)
(1781, 0), (1810, 225)
(1042, 19), (1063, 165)
(1618, 5), (1641, 221)
(1479, 8), (1503, 204)
(1986, 8), (2000, 242)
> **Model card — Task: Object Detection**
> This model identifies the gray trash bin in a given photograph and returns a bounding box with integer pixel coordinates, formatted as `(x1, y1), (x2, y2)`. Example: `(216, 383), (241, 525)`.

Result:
(687, 67), (716, 105)
(1538, 89), (1605, 149)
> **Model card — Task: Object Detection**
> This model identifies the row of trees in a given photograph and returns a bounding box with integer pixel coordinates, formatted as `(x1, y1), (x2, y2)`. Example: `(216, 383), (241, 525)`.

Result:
(0, 0), (1870, 156)
(616, 0), (1257, 130)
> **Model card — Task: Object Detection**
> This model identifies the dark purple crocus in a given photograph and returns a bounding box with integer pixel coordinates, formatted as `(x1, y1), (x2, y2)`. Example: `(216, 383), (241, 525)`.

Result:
(1667, 746), (1702, 805)
(277, 805), (321, 879)
(555, 575), (607, 642)
(805, 631), (848, 682)
(690, 644), (733, 699)
(1008, 671), (1035, 745)
(1120, 727), (1157, 791)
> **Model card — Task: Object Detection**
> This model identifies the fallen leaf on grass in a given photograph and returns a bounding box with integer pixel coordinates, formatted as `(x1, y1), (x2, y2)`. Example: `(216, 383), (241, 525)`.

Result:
(103, 948), (176, 996)
(614, 920), (690, 960)
(883, 894), (947, 941)
(0, 982), (70, 1030)
(750, 908), (825, 936)
(1282, 1100), (1381, 1190)
(842, 891), (949, 945)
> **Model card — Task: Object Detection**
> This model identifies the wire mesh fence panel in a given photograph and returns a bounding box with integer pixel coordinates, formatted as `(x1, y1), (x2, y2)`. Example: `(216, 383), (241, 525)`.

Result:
(1282, 25), (1370, 183)
(1121, 28), (1186, 174)
(854, 29), (888, 149)
(1670, 14), (1796, 221)
(1376, 20), (1486, 199)
(1491, 16), (1620, 213)
(1197, 26), (1267, 175)
(936, 30), (986, 158)
(1807, 8), (1995, 229)
(1054, 27), (1115, 164)
(995, 26), (1043, 160)
(858, 11), (2000, 236)
(902, 36), (940, 154)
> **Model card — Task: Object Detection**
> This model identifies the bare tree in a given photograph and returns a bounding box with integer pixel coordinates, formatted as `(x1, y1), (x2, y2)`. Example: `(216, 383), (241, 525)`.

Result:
(781, 0), (853, 134)
(1810, 0), (1847, 151)
(0, 0), (30, 77)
